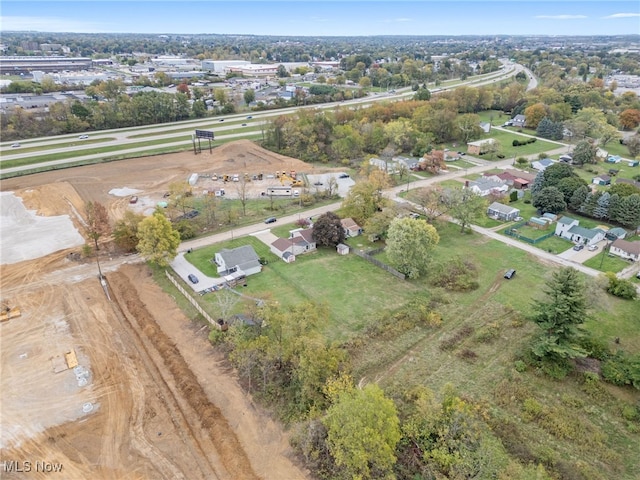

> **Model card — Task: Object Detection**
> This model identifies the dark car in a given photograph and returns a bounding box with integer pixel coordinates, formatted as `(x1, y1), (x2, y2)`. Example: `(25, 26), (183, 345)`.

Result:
(338, 173), (350, 179)
(265, 216), (277, 224)
(246, 115), (253, 119)
(188, 274), (199, 284)
(504, 269), (516, 279)
(573, 244), (584, 251)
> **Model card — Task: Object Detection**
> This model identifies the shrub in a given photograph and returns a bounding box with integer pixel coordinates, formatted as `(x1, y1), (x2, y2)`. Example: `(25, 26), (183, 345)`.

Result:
(577, 335), (611, 361)
(514, 360), (527, 372)
(604, 272), (638, 300)
(601, 352), (640, 389)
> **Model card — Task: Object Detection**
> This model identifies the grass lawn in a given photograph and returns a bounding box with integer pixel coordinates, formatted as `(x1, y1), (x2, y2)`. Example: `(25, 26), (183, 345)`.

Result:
(534, 234), (574, 254)
(477, 130), (560, 159)
(172, 214), (640, 479)
(583, 251), (632, 273)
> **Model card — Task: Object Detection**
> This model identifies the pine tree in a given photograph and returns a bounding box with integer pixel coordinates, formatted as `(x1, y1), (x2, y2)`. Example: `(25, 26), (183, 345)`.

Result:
(593, 191), (611, 219)
(531, 268), (588, 367)
(569, 185), (589, 211)
(530, 171), (546, 198)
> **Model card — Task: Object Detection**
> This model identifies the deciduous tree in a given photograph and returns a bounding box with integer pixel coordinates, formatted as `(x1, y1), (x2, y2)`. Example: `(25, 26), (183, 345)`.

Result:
(386, 217), (440, 279)
(312, 211), (345, 247)
(324, 384), (400, 480)
(113, 210), (144, 253)
(445, 188), (487, 233)
(136, 208), (181, 267)
(533, 186), (566, 214)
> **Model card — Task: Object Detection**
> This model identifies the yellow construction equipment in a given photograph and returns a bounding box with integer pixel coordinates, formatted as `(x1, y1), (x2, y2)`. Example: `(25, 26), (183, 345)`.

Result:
(1, 301), (21, 322)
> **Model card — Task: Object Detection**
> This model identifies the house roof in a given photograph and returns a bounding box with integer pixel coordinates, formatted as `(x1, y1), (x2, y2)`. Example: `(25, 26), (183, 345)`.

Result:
(611, 239), (640, 256)
(467, 138), (495, 147)
(341, 217), (361, 230)
(295, 228), (315, 243)
(608, 227), (627, 238)
(271, 237), (294, 253)
(513, 114), (526, 122)
(568, 225), (603, 239)
(487, 202), (519, 215)
(558, 216), (578, 225)
(594, 175), (611, 182)
(505, 169), (536, 182)
(217, 245), (261, 271)
(469, 178), (506, 191)
(513, 177), (530, 185)
(536, 158), (554, 167)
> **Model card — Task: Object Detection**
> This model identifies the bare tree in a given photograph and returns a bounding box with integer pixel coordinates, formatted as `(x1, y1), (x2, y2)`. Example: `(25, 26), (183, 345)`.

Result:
(216, 288), (240, 322)
(235, 176), (250, 216)
(84, 201), (111, 277)
(408, 186), (448, 222)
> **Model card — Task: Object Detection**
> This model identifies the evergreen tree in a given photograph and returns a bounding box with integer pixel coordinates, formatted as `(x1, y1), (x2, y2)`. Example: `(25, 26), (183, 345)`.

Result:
(569, 185), (589, 211)
(530, 171), (546, 198)
(593, 191), (611, 219)
(531, 268), (588, 367)
(608, 193), (622, 223)
(615, 194), (640, 229)
(580, 191), (601, 217)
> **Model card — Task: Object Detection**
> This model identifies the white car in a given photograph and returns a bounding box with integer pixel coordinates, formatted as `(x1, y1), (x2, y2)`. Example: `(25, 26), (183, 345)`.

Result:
(11, 143), (20, 148)
(78, 134), (89, 139)
(588, 244), (598, 251)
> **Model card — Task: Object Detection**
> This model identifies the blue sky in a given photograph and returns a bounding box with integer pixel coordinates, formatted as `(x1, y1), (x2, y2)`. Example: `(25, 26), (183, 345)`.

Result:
(1, 1), (638, 36)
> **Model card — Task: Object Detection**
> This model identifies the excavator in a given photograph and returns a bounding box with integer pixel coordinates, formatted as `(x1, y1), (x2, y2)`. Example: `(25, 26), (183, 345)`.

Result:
(1, 301), (21, 322)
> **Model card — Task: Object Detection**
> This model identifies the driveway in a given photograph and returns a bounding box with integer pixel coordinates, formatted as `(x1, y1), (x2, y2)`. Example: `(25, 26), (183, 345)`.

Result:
(170, 252), (225, 292)
(557, 242), (604, 263)
(251, 229), (279, 248)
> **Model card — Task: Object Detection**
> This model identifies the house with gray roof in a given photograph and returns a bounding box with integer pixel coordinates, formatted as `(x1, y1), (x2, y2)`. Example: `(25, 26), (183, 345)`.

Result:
(487, 202), (520, 221)
(532, 158), (556, 172)
(512, 114), (526, 128)
(468, 178), (509, 197)
(213, 245), (262, 276)
(555, 216), (579, 238)
(565, 225), (606, 246)
(605, 227), (627, 240)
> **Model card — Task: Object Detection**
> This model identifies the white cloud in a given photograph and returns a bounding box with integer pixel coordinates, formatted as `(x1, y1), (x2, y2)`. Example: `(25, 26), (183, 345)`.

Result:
(382, 17), (412, 23)
(603, 13), (640, 19)
(0, 16), (113, 33)
(535, 15), (588, 20)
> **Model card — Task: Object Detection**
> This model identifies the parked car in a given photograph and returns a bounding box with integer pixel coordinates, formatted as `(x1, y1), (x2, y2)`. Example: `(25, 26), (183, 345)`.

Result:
(188, 274), (199, 284)
(78, 134), (89, 139)
(264, 216), (277, 224)
(588, 244), (598, 251)
(504, 269), (516, 279)
(11, 143), (20, 148)
(241, 123), (248, 126)
(338, 173), (350, 178)
(573, 244), (584, 251)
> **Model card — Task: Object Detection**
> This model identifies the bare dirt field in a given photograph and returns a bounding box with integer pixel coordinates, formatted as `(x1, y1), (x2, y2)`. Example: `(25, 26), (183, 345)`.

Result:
(0, 141), (310, 479)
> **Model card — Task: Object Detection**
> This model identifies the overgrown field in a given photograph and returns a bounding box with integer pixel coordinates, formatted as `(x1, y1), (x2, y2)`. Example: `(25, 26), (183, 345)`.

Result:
(181, 220), (640, 479)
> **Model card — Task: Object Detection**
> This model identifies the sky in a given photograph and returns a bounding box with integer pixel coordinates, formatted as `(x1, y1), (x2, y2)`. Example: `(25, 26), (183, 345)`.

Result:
(0, 1), (639, 37)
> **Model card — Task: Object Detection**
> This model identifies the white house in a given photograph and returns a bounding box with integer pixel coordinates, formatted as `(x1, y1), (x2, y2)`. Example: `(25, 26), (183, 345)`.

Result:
(555, 216), (579, 238)
(270, 228), (316, 260)
(487, 202), (520, 221)
(467, 178), (508, 197)
(213, 245), (262, 276)
(341, 217), (362, 237)
(532, 158), (556, 172)
(609, 239), (640, 261)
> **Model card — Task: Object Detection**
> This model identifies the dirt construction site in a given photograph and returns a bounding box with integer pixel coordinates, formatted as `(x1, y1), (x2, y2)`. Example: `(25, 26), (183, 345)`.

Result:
(0, 141), (313, 479)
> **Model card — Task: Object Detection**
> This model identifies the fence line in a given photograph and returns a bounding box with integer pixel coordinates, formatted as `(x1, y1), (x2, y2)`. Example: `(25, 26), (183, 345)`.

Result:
(352, 248), (406, 280)
(503, 221), (555, 244)
(165, 270), (222, 330)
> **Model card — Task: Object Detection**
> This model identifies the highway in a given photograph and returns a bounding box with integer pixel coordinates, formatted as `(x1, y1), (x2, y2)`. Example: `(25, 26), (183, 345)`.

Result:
(1, 60), (527, 175)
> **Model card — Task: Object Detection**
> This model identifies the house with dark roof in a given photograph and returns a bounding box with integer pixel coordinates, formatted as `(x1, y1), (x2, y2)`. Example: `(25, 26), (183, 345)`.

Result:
(609, 239), (640, 261)
(592, 175), (611, 186)
(512, 114), (526, 128)
(213, 245), (262, 276)
(487, 202), (520, 221)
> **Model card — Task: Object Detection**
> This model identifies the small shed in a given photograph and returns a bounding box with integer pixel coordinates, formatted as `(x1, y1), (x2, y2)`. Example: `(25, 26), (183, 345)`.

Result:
(592, 175), (611, 186)
(627, 159), (639, 167)
(282, 251), (296, 263)
(336, 243), (350, 255)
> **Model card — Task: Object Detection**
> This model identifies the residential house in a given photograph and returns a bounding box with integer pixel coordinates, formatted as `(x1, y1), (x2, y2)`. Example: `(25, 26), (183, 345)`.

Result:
(213, 245), (262, 276)
(341, 217), (362, 237)
(609, 239), (640, 261)
(559, 154), (573, 163)
(270, 228), (316, 260)
(531, 158), (556, 172)
(512, 114), (526, 128)
(605, 227), (627, 240)
(467, 138), (496, 155)
(467, 178), (509, 197)
(555, 216), (579, 238)
(369, 157), (399, 174)
(565, 226), (606, 246)
(592, 175), (611, 186)
(487, 202), (520, 221)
